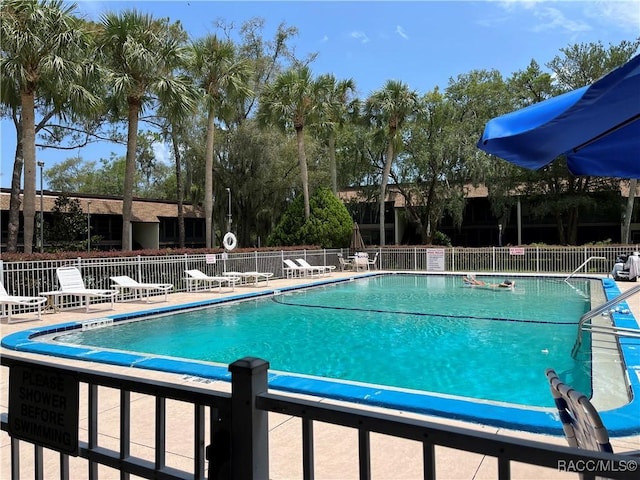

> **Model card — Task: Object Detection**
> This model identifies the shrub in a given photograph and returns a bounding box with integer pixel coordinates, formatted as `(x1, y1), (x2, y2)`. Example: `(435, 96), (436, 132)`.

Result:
(268, 187), (352, 248)
(432, 231), (452, 247)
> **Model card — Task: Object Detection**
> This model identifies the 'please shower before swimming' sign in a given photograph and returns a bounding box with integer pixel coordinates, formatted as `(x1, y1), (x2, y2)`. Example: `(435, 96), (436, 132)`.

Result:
(8, 363), (79, 455)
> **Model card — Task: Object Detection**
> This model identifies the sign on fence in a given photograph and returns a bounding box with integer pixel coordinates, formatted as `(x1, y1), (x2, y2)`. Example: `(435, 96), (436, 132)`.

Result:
(426, 249), (446, 271)
(206, 254), (217, 264)
(509, 247), (525, 256)
(8, 364), (79, 455)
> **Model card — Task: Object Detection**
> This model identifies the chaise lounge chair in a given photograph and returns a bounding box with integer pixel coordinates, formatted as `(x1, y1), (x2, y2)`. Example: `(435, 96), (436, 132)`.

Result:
(295, 258), (336, 276)
(51, 266), (119, 312)
(283, 259), (312, 278)
(184, 269), (240, 292)
(223, 271), (274, 286)
(0, 282), (46, 323)
(110, 275), (173, 303)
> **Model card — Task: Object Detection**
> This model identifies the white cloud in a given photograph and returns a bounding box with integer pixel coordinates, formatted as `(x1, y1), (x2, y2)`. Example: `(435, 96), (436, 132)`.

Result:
(396, 25), (409, 40)
(494, 0), (640, 34)
(350, 31), (370, 43)
(530, 6), (591, 34)
(321, 35), (329, 43)
(584, 0), (640, 33)
(153, 142), (171, 166)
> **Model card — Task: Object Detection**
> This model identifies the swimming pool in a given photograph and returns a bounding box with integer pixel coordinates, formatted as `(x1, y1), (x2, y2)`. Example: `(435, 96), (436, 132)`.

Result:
(3, 273), (640, 435)
(56, 274), (591, 406)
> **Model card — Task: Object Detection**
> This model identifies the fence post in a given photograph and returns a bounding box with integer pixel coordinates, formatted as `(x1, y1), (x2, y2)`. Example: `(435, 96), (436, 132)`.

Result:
(492, 247), (496, 272)
(451, 247), (455, 272)
(229, 357), (270, 480)
(281, 250), (285, 278)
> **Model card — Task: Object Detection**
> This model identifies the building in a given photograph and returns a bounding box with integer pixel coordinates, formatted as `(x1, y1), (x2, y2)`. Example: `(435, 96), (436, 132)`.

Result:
(0, 189), (206, 252)
(339, 184), (636, 247)
(1, 182), (637, 252)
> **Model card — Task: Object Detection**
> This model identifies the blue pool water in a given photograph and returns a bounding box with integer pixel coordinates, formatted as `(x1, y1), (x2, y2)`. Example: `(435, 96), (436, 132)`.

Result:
(56, 274), (592, 408)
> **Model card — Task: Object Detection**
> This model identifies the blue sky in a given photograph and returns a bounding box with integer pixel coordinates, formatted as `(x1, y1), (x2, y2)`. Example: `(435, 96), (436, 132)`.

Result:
(2, 0), (639, 188)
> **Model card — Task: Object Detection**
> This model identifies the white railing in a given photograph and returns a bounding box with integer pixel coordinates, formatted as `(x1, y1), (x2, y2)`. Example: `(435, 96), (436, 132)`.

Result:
(0, 245), (629, 312)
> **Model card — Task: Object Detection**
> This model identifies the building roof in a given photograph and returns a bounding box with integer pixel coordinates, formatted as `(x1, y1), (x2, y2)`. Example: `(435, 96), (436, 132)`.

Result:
(0, 190), (204, 223)
(338, 184), (489, 207)
(338, 181), (636, 207)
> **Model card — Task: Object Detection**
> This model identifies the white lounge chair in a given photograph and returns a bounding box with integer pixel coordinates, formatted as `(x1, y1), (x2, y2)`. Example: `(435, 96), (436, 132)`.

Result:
(223, 271), (273, 286)
(295, 258), (335, 276)
(0, 282), (46, 323)
(283, 259), (316, 278)
(110, 275), (173, 303)
(53, 266), (118, 312)
(184, 269), (240, 292)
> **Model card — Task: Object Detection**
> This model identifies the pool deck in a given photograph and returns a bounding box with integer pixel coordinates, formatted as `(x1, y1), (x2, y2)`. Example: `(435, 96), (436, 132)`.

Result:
(1, 271), (639, 479)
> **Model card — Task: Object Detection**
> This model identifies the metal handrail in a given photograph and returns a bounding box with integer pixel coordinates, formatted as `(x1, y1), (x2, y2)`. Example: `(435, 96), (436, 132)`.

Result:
(581, 324), (640, 337)
(564, 256), (607, 282)
(571, 284), (640, 357)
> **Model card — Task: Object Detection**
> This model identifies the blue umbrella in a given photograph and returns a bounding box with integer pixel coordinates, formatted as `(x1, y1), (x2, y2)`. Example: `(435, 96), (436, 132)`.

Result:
(477, 54), (640, 178)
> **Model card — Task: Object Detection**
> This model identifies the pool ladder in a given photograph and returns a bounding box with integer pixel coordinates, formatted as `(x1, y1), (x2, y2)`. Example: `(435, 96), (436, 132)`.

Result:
(571, 284), (640, 358)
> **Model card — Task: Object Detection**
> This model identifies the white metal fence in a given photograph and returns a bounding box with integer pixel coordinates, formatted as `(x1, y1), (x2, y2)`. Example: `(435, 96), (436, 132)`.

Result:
(0, 245), (632, 312)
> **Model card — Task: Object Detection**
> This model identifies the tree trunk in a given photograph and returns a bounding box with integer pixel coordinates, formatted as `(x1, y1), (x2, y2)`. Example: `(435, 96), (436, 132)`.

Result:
(7, 123), (23, 253)
(555, 212), (566, 245)
(171, 128), (185, 249)
(379, 141), (394, 246)
(205, 106), (215, 248)
(122, 100), (141, 251)
(296, 127), (310, 220)
(567, 206), (579, 245)
(623, 179), (637, 243)
(329, 133), (337, 195)
(21, 91), (36, 253)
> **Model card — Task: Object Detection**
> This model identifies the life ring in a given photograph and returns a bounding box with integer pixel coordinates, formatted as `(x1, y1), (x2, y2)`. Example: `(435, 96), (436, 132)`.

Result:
(223, 232), (237, 251)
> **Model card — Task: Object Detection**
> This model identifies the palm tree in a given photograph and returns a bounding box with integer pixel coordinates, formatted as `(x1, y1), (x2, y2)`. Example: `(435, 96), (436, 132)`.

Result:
(0, 0), (99, 253)
(97, 10), (195, 251)
(258, 66), (326, 220)
(189, 35), (252, 248)
(157, 91), (200, 249)
(365, 80), (419, 245)
(316, 75), (356, 194)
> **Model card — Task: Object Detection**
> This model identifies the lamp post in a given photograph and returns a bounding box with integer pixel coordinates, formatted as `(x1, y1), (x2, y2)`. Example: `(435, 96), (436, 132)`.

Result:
(87, 201), (91, 252)
(226, 188), (232, 232)
(211, 194), (215, 247)
(498, 223), (503, 247)
(37, 161), (44, 253)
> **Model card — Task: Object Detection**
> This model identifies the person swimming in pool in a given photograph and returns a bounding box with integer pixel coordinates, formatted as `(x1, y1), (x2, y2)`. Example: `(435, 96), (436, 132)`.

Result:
(463, 274), (515, 289)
